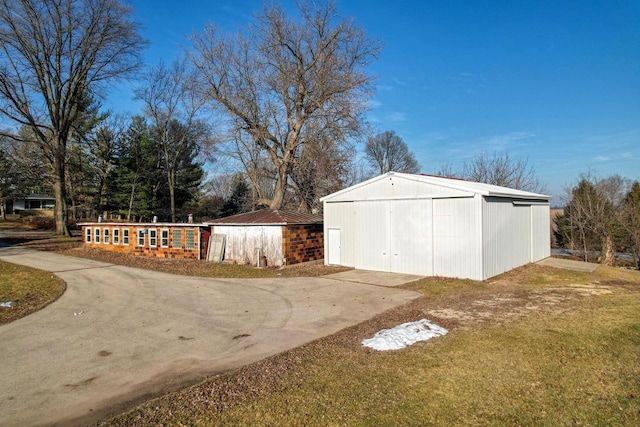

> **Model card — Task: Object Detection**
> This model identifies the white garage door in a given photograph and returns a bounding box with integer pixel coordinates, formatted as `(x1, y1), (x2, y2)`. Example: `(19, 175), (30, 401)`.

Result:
(354, 200), (389, 271)
(354, 199), (433, 276)
(390, 199), (433, 275)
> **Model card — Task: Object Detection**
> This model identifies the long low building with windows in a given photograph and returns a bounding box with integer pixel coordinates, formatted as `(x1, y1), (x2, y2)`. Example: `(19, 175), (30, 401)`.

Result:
(79, 222), (210, 260)
(79, 209), (325, 266)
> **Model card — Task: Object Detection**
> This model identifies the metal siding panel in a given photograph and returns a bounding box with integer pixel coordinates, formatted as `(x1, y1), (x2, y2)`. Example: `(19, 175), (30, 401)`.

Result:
(433, 198), (479, 279)
(482, 199), (532, 278)
(323, 202), (355, 267)
(354, 200), (390, 271)
(390, 199), (433, 275)
(531, 204), (551, 261)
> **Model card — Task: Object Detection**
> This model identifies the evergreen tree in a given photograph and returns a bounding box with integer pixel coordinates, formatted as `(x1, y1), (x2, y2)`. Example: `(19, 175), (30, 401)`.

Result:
(106, 116), (205, 222)
(150, 119), (205, 221)
(221, 174), (251, 217)
(107, 117), (159, 221)
(555, 176), (628, 265)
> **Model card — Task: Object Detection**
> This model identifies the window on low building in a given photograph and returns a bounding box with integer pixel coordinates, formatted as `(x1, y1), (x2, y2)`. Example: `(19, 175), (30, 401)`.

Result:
(149, 229), (157, 247)
(161, 229), (169, 248)
(185, 229), (195, 250)
(94, 227), (100, 244)
(103, 228), (110, 244)
(85, 227), (91, 243)
(25, 200), (41, 209)
(123, 228), (129, 245)
(113, 228), (120, 245)
(172, 229), (182, 248)
(137, 229), (145, 247)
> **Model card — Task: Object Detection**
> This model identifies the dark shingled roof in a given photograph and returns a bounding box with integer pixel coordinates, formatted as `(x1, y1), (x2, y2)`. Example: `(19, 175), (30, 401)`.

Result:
(206, 209), (322, 225)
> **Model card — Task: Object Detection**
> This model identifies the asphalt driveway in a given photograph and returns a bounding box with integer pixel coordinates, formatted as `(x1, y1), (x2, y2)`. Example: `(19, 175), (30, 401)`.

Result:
(0, 245), (421, 426)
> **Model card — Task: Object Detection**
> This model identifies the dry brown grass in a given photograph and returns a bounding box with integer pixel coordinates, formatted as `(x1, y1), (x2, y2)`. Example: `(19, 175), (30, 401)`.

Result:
(0, 261), (66, 324)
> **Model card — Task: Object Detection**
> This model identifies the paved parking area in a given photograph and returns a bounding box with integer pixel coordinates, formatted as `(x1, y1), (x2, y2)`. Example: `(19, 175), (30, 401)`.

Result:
(537, 257), (600, 272)
(325, 269), (424, 287)
(0, 246), (421, 426)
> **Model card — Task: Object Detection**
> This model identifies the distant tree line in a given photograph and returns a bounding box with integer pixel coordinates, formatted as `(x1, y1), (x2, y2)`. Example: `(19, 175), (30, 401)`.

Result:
(437, 152), (546, 194)
(555, 174), (640, 269)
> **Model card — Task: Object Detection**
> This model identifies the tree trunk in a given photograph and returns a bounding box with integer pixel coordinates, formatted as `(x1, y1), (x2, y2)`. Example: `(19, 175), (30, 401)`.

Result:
(127, 180), (137, 221)
(269, 164), (288, 209)
(579, 225), (588, 262)
(600, 234), (615, 266)
(53, 148), (71, 236)
(168, 169), (176, 223)
(96, 176), (105, 217)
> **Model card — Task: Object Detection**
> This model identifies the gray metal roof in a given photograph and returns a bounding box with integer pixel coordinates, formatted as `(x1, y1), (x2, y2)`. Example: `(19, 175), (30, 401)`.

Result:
(206, 209), (322, 225)
(78, 222), (208, 227)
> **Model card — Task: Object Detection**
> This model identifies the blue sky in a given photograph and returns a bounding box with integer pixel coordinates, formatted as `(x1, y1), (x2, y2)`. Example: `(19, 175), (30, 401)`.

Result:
(110, 0), (640, 202)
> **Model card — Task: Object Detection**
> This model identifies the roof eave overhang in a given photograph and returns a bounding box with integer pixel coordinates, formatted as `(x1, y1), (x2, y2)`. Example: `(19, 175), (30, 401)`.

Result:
(206, 222), (322, 226)
(486, 192), (550, 200)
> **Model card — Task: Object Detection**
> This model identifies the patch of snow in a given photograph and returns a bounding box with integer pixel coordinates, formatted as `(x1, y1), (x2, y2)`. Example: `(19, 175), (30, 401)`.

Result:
(0, 301), (13, 308)
(362, 319), (447, 351)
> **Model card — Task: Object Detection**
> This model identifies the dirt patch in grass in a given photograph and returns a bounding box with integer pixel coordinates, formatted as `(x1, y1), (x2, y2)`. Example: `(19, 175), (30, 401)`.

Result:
(100, 265), (640, 426)
(0, 261), (66, 324)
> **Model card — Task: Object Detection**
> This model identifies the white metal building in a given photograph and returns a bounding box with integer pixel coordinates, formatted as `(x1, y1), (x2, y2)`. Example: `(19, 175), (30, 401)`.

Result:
(321, 172), (551, 280)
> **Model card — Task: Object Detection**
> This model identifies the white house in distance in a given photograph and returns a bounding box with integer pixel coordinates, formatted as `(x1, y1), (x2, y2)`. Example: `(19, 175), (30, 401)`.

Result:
(321, 172), (551, 281)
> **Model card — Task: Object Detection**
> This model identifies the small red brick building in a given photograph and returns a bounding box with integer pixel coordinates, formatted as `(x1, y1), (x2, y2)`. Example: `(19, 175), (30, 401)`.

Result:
(207, 209), (324, 267)
(79, 222), (210, 260)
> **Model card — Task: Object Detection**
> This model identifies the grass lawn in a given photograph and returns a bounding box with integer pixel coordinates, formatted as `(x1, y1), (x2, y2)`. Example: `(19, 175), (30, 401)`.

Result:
(0, 261), (66, 324)
(100, 265), (640, 426)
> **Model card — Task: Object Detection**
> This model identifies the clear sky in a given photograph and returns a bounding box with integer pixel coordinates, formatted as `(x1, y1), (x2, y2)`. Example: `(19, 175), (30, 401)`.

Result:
(109, 0), (640, 202)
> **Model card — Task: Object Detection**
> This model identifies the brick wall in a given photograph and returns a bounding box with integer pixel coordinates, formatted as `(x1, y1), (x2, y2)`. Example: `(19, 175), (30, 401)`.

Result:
(282, 224), (324, 265)
(81, 223), (204, 260)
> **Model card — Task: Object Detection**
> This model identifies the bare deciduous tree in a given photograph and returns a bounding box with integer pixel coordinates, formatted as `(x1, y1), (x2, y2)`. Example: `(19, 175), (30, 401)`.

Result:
(561, 174), (629, 265)
(290, 138), (354, 213)
(87, 115), (127, 218)
(0, 0), (145, 235)
(622, 182), (640, 269)
(190, 1), (379, 209)
(364, 130), (420, 175)
(136, 59), (210, 222)
(435, 161), (457, 179)
(461, 152), (545, 193)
